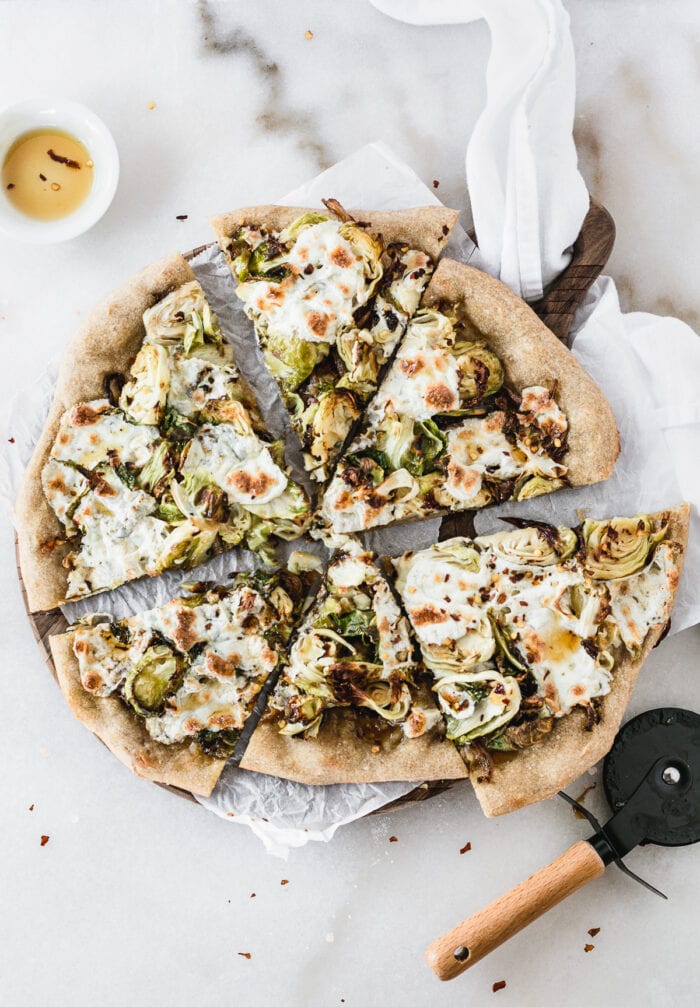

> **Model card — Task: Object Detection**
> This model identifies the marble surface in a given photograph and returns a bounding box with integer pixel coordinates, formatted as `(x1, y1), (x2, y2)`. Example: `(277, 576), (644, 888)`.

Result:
(1, 2), (699, 1005)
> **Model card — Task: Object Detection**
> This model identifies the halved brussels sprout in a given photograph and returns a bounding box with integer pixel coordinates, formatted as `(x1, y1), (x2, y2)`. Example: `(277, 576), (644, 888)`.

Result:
(583, 515), (667, 580)
(182, 302), (223, 356)
(218, 504), (252, 546)
(336, 329), (380, 387)
(278, 212), (329, 245)
(197, 728), (239, 759)
(119, 344), (170, 425)
(514, 475), (565, 501)
(263, 332), (328, 391)
(307, 389), (361, 468)
(453, 341), (504, 401)
(337, 222), (384, 291)
(157, 521), (219, 571)
(435, 669), (521, 742)
(243, 481), (308, 523)
(278, 695), (325, 736)
(137, 440), (173, 497)
(482, 524), (577, 566)
(359, 680), (412, 723)
(486, 714), (554, 751)
(162, 407), (197, 443)
(489, 616), (528, 671)
(123, 644), (180, 716)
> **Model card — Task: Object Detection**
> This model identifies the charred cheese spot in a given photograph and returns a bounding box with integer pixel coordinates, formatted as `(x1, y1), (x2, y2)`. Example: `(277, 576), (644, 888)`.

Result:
(172, 608), (199, 652)
(70, 403), (106, 426)
(410, 604), (449, 627)
(228, 469), (276, 500)
(205, 652), (240, 678)
(329, 246), (353, 269)
(82, 671), (103, 692)
(208, 713), (237, 730)
(306, 311), (332, 339)
(399, 356), (425, 377)
(425, 382), (457, 412)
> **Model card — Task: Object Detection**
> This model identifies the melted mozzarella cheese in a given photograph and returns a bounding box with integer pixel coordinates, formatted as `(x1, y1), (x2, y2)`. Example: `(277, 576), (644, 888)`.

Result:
(41, 458), (88, 526)
(444, 413), (522, 503)
(73, 623), (141, 696)
(520, 386), (568, 438)
(608, 542), (678, 653)
(50, 400), (160, 469)
(167, 352), (239, 417)
(239, 221), (371, 346)
(181, 421), (287, 506)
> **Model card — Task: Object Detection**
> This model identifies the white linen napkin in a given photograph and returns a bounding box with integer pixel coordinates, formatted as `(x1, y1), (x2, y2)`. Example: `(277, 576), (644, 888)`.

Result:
(370, 0), (590, 300)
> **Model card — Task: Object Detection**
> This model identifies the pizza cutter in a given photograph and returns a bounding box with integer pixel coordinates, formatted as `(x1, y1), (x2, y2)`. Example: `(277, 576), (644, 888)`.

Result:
(425, 707), (700, 980)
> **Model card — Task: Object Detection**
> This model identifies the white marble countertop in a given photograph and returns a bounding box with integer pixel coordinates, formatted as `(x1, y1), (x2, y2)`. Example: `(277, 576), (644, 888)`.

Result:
(1, 2), (698, 1005)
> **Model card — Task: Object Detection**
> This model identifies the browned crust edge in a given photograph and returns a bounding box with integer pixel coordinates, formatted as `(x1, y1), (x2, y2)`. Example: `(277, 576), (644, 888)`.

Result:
(210, 204), (460, 263)
(422, 258), (621, 487)
(16, 253), (196, 613)
(470, 504), (690, 817)
(49, 633), (226, 797)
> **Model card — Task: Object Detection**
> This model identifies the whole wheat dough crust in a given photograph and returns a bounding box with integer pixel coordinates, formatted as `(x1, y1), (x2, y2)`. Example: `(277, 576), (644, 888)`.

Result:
(49, 633), (226, 797)
(422, 258), (621, 487)
(240, 680), (469, 785)
(211, 204), (460, 263)
(469, 504), (690, 817)
(16, 254), (196, 613)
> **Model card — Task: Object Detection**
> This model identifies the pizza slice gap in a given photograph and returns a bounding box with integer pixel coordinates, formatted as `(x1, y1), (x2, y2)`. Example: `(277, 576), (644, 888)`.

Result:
(240, 539), (469, 784)
(18, 254), (313, 612)
(392, 505), (689, 816)
(321, 257), (620, 534)
(49, 568), (312, 796)
(211, 202), (459, 485)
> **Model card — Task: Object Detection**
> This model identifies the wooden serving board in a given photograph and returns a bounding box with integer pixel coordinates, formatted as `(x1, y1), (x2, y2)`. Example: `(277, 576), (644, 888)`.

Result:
(16, 199), (615, 817)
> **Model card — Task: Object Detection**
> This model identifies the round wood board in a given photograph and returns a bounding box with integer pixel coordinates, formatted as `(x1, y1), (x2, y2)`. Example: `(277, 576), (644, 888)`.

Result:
(15, 199), (615, 819)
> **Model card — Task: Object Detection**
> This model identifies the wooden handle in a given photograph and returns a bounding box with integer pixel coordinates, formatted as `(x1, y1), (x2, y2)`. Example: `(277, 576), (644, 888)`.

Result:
(425, 840), (605, 981)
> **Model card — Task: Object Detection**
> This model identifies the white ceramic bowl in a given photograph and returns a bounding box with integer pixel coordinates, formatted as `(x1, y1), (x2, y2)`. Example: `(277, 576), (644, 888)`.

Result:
(0, 98), (119, 243)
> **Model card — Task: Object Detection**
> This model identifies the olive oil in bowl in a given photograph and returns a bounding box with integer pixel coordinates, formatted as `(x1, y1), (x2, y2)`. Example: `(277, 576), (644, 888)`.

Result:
(2, 128), (94, 220)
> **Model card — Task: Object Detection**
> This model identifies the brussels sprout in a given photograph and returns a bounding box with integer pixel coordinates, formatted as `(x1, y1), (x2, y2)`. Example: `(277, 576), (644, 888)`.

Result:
(377, 412), (415, 472)
(336, 330), (380, 386)
(332, 609), (376, 639)
(482, 524), (577, 566)
(263, 332), (328, 391)
(453, 341), (504, 401)
(196, 728), (239, 759)
(337, 222), (384, 290)
(278, 212), (329, 244)
(157, 521), (219, 571)
(123, 644), (180, 716)
(514, 475), (566, 501)
(278, 695), (325, 736)
(583, 515), (667, 580)
(307, 389), (361, 468)
(182, 305), (223, 356)
(218, 504), (252, 546)
(137, 440), (174, 497)
(405, 420), (447, 476)
(119, 344), (170, 425)
(154, 496), (185, 524)
(359, 680), (412, 723)
(486, 714), (554, 751)
(161, 407), (197, 443)
(435, 669), (521, 742)
(489, 616), (528, 671)
(243, 481), (308, 522)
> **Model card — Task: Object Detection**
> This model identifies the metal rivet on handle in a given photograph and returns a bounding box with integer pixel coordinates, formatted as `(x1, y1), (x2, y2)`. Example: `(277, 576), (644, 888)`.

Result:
(662, 766), (681, 785)
(453, 946), (470, 961)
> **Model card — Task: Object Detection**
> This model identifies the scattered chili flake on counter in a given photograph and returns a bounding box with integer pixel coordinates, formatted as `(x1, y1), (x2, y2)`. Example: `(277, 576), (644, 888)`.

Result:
(28, 803), (34, 811)
(584, 943), (595, 953)
(238, 952), (252, 959)
(389, 835), (398, 843)
(280, 879), (289, 886)
(460, 842), (472, 854)
(588, 927), (600, 937)
(40, 835), (49, 846)
(176, 214), (188, 220)
(433, 179), (440, 188)
(572, 782), (597, 817)
(493, 980), (506, 992)
(250, 892), (256, 898)
(147, 101), (157, 110)
(305, 29), (314, 39)
(9, 437), (15, 443)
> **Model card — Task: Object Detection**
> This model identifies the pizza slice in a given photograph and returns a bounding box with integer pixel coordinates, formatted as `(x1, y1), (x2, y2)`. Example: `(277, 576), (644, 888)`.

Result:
(240, 539), (468, 784)
(17, 255), (312, 612)
(321, 258), (620, 533)
(393, 505), (689, 815)
(49, 568), (310, 796)
(212, 202), (459, 483)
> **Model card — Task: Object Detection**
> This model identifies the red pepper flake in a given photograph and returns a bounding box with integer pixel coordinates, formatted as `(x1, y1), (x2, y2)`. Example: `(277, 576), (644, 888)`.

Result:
(40, 835), (49, 846)
(588, 927), (600, 937)
(389, 835), (398, 843)
(28, 803), (34, 811)
(305, 29), (314, 40)
(493, 980), (506, 992)
(176, 214), (188, 221)
(237, 952), (251, 959)
(9, 437), (16, 444)
(460, 842), (472, 854)
(250, 892), (256, 898)
(584, 943), (595, 953)
(47, 149), (81, 169)
(280, 879), (289, 886)
(39, 173), (47, 181)
(432, 179), (440, 189)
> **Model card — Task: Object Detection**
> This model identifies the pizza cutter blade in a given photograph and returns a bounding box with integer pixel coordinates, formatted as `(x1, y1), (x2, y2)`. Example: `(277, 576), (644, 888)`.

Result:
(425, 707), (700, 981)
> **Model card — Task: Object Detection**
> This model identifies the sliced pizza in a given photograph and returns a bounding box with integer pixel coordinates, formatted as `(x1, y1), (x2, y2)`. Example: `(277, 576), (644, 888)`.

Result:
(212, 202), (459, 483)
(50, 569), (310, 796)
(240, 539), (468, 784)
(393, 505), (688, 815)
(321, 258), (619, 533)
(17, 256), (312, 612)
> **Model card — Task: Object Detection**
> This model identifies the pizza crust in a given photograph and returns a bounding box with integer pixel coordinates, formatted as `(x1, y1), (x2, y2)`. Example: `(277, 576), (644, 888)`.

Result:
(211, 204), (460, 263)
(240, 682), (469, 785)
(16, 253), (196, 613)
(422, 258), (620, 486)
(50, 632), (226, 797)
(469, 504), (690, 817)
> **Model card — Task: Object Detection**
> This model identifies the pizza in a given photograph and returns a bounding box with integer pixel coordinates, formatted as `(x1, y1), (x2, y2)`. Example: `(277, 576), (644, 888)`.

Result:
(17, 257), (312, 612)
(212, 203), (458, 483)
(392, 506), (689, 814)
(50, 569), (310, 795)
(321, 258), (619, 533)
(239, 540), (467, 784)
